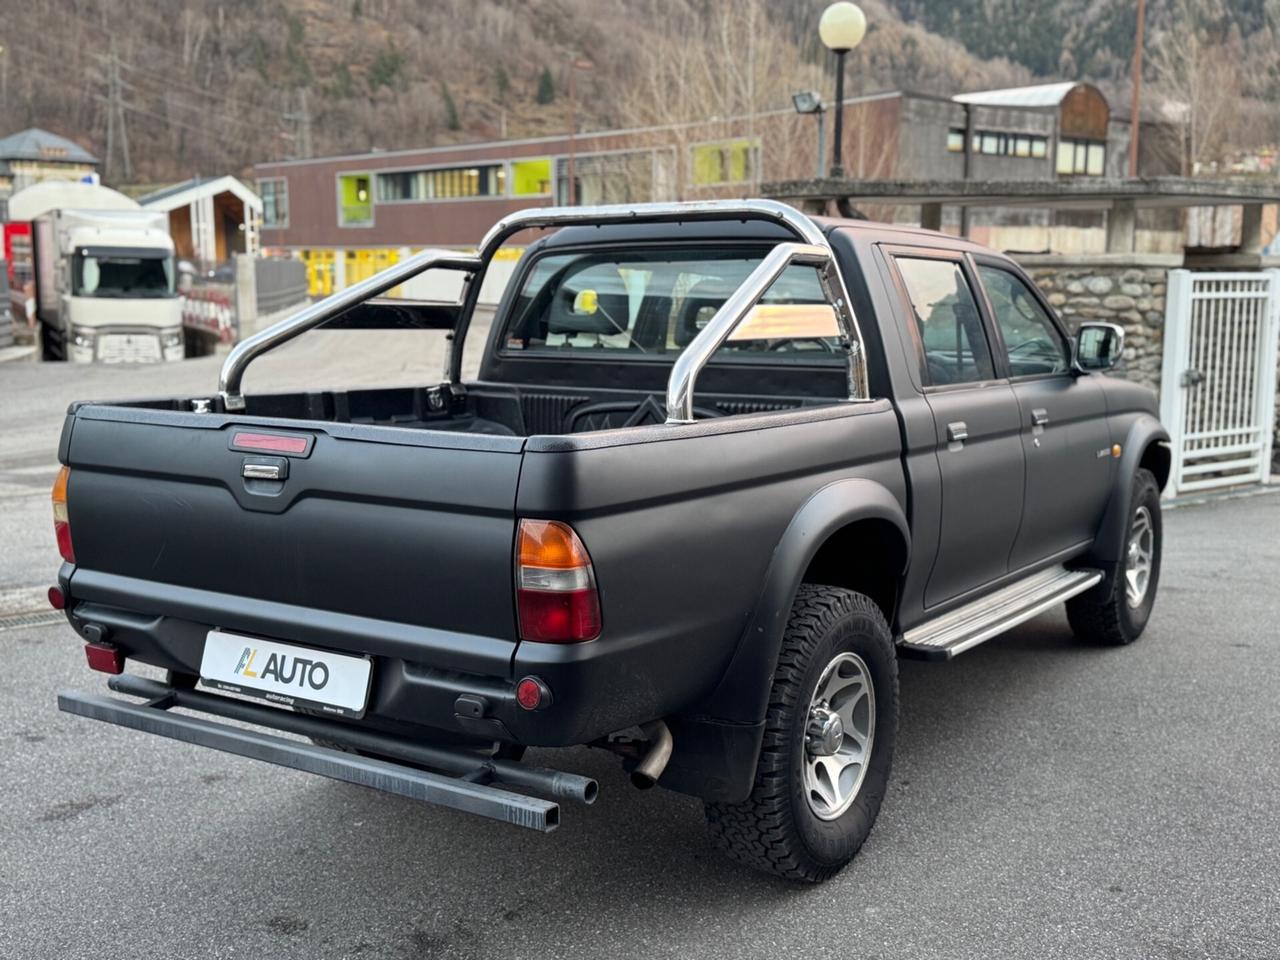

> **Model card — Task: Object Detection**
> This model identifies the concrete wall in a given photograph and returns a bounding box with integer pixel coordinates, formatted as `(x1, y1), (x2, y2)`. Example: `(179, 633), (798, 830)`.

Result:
(895, 98), (1056, 182)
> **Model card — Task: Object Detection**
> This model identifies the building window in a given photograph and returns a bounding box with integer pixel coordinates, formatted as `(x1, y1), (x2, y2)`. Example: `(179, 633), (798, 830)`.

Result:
(1056, 139), (1106, 176)
(949, 129), (1049, 160)
(512, 158), (553, 196)
(691, 139), (758, 186)
(260, 177), (289, 228)
(338, 173), (373, 226)
(375, 165), (505, 201)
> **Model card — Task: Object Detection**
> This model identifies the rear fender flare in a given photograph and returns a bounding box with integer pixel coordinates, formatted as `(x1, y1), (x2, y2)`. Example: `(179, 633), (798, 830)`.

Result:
(694, 478), (910, 726)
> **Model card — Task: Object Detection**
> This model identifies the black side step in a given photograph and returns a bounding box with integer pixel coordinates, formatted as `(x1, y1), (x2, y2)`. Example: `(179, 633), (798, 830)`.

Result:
(58, 676), (599, 833)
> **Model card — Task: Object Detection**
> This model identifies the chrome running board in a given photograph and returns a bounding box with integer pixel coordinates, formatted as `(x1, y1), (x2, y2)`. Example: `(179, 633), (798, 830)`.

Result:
(899, 565), (1103, 660)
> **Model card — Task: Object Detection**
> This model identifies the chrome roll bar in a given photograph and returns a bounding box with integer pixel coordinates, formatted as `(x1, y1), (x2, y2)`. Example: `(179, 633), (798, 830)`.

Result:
(217, 199), (868, 415)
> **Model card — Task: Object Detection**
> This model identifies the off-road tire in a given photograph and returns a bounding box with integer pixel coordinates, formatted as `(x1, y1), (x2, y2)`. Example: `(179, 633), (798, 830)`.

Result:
(704, 585), (898, 883)
(1067, 467), (1162, 645)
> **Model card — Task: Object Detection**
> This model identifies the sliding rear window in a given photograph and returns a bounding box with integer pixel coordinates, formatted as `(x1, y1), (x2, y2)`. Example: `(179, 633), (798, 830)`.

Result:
(500, 245), (844, 363)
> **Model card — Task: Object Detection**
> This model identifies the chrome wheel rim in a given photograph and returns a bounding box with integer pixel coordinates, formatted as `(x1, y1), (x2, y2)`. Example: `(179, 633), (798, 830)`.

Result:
(802, 652), (875, 821)
(1125, 505), (1154, 608)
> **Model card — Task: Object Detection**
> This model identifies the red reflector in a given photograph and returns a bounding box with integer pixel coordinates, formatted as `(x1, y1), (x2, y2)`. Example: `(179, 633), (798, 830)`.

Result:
(516, 677), (551, 711)
(232, 432), (308, 455)
(516, 588), (601, 643)
(84, 642), (124, 675)
(48, 586), (66, 610)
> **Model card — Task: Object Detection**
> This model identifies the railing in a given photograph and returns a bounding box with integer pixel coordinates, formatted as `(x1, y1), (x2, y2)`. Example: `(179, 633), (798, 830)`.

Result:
(217, 199), (870, 418)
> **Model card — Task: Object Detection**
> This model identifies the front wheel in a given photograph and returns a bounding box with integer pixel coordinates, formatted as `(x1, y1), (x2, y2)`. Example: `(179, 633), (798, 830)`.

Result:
(704, 585), (898, 883)
(1067, 467), (1162, 645)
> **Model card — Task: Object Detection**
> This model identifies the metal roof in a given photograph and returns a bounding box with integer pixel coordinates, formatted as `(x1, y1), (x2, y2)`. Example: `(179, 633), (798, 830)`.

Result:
(0, 127), (98, 165)
(952, 81), (1081, 108)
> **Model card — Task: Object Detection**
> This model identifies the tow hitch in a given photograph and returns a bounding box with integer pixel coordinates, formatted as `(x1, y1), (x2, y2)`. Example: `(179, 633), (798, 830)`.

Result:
(57, 675), (598, 832)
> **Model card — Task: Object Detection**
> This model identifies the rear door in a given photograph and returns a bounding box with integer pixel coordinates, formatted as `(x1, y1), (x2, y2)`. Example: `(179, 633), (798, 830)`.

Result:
(887, 250), (1025, 608)
(972, 258), (1113, 568)
(65, 407), (524, 645)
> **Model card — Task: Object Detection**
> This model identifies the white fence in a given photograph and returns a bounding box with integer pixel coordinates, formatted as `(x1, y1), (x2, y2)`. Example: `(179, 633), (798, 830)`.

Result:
(1160, 269), (1280, 495)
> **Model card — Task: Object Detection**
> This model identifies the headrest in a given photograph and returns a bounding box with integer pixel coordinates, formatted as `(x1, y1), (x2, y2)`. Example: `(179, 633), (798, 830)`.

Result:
(674, 280), (733, 348)
(547, 268), (631, 336)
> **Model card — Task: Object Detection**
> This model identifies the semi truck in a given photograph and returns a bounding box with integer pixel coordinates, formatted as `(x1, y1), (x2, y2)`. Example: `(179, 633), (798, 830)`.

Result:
(7, 181), (182, 363)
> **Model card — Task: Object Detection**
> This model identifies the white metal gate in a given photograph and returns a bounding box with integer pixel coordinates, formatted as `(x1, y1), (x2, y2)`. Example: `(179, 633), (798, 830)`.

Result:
(1160, 269), (1280, 495)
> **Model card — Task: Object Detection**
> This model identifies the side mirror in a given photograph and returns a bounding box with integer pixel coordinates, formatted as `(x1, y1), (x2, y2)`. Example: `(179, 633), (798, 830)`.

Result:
(1074, 322), (1125, 372)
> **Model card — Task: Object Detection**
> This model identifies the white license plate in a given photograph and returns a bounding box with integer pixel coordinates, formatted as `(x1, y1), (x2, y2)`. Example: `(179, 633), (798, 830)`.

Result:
(200, 630), (372, 718)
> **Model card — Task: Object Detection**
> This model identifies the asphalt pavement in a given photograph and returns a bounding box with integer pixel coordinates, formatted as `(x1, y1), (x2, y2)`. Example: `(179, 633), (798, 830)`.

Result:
(1, 344), (1278, 960)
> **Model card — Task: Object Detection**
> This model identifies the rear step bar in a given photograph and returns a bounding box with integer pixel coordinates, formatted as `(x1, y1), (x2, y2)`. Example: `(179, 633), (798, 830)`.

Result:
(58, 675), (599, 833)
(899, 565), (1103, 660)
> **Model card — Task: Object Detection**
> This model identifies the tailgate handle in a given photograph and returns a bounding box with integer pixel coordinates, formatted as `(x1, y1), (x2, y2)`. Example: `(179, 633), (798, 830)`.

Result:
(242, 456), (288, 481)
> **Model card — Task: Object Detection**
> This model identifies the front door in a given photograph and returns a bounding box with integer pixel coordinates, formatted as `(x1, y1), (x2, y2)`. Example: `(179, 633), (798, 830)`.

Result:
(973, 260), (1113, 568)
(890, 253), (1026, 608)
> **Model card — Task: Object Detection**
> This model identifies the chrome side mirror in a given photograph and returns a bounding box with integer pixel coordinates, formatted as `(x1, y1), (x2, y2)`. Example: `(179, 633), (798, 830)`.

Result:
(1074, 322), (1125, 372)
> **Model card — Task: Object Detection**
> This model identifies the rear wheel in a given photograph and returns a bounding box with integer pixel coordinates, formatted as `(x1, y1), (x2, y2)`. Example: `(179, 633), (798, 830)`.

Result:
(705, 585), (898, 883)
(1067, 467), (1162, 645)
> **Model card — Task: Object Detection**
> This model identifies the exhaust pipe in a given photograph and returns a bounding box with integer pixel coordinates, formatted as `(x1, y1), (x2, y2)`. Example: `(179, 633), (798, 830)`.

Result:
(630, 719), (673, 790)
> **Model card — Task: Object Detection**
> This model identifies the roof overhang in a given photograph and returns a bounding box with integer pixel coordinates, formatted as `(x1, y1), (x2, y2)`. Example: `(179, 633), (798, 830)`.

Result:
(140, 175), (263, 214)
(764, 177), (1280, 211)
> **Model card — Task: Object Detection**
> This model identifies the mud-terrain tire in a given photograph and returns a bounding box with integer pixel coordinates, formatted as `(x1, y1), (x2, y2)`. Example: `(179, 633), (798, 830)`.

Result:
(1067, 467), (1162, 645)
(705, 585), (898, 883)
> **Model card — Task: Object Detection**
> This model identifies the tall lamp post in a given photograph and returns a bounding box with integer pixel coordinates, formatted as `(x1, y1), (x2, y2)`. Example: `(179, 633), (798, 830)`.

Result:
(819, 2), (867, 179)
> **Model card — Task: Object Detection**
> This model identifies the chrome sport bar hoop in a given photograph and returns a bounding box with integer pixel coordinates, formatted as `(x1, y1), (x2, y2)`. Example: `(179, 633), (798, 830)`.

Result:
(218, 199), (868, 414)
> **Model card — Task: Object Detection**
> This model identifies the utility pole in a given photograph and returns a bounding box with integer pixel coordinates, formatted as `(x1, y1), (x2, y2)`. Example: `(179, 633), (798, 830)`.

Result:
(282, 89), (313, 161)
(96, 42), (134, 183)
(1128, 0), (1147, 177)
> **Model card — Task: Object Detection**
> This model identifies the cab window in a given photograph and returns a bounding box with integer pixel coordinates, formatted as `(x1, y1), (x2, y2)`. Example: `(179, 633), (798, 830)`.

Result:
(894, 257), (994, 386)
(977, 265), (1069, 377)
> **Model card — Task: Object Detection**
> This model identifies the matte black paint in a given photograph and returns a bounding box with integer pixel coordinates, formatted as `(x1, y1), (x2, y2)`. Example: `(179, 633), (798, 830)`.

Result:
(57, 216), (1167, 804)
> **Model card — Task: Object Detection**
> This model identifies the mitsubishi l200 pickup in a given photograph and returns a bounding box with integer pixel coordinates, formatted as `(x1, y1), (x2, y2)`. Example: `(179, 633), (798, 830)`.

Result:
(53, 201), (1169, 882)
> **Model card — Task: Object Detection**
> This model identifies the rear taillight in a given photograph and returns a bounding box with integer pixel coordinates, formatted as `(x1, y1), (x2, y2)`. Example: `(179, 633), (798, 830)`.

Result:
(52, 465), (74, 563)
(515, 519), (601, 643)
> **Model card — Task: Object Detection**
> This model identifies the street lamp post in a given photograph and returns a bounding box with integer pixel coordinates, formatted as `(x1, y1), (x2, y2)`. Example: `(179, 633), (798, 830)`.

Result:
(819, 2), (867, 179)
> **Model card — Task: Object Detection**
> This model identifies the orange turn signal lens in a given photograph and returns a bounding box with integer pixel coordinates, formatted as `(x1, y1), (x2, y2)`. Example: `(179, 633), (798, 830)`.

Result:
(52, 465), (75, 563)
(518, 519), (591, 570)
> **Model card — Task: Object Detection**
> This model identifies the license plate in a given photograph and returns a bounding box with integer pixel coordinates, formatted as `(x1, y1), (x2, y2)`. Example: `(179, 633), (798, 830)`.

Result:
(200, 630), (372, 718)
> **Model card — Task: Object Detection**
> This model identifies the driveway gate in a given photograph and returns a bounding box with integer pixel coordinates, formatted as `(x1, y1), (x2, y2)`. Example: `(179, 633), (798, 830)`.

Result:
(1160, 269), (1280, 495)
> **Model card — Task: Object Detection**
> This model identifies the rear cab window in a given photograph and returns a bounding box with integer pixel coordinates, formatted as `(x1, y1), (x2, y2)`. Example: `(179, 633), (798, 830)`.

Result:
(501, 246), (845, 364)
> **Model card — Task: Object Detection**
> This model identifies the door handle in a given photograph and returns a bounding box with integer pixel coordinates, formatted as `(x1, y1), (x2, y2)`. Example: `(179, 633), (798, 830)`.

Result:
(946, 421), (968, 443)
(1031, 408), (1050, 427)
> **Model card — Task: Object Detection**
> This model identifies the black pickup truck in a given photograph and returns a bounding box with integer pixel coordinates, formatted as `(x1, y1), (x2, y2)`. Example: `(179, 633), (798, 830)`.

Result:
(53, 201), (1169, 882)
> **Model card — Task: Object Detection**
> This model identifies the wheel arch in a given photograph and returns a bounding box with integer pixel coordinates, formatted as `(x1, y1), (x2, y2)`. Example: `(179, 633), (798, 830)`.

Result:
(1087, 415), (1169, 575)
(658, 478), (910, 803)
(693, 478), (909, 726)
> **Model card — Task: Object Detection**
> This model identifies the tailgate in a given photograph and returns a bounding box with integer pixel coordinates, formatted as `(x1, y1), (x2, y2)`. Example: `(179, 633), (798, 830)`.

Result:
(62, 405), (524, 649)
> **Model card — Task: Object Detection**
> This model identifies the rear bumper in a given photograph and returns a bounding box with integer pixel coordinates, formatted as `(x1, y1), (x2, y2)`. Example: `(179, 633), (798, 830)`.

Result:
(62, 568), (681, 749)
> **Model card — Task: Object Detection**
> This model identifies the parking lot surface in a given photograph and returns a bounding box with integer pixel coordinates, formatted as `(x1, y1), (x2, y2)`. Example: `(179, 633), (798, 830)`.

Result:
(1, 343), (1277, 960)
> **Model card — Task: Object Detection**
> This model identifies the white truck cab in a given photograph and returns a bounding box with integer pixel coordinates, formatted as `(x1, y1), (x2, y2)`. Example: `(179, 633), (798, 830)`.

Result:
(9, 182), (183, 363)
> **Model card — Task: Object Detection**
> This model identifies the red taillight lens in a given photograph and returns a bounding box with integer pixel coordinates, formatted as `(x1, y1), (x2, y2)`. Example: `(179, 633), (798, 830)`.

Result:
(52, 465), (75, 563)
(515, 520), (601, 643)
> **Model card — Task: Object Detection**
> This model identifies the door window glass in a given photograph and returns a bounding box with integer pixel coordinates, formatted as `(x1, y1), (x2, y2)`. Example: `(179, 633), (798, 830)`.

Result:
(977, 265), (1069, 377)
(894, 257), (994, 386)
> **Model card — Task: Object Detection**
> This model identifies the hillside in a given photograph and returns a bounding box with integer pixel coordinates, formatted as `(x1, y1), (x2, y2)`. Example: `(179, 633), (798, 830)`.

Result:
(0, 0), (1274, 186)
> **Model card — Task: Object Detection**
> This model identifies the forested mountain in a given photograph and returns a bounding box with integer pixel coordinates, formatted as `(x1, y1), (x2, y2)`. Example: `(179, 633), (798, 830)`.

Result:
(0, 0), (1274, 186)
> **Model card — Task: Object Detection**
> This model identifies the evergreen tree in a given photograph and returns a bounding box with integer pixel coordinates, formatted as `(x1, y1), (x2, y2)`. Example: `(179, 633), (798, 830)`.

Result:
(535, 67), (555, 104)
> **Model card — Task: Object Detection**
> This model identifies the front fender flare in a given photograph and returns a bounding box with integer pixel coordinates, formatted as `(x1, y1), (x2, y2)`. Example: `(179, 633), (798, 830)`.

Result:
(1088, 415), (1170, 575)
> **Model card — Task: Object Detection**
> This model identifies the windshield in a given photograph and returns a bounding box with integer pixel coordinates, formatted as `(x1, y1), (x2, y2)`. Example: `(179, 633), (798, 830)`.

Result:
(502, 245), (844, 361)
(72, 251), (176, 299)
